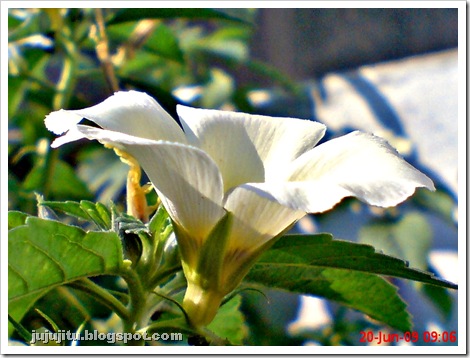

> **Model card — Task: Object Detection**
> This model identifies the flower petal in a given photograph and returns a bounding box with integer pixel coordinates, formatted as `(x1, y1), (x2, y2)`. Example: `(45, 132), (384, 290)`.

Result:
(45, 91), (186, 144)
(50, 126), (87, 148)
(76, 126), (225, 240)
(176, 105), (326, 191)
(246, 131), (434, 213)
(223, 186), (305, 251)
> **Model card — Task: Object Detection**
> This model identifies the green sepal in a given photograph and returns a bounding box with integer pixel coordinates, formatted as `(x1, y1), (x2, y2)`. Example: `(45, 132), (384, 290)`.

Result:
(196, 211), (233, 289)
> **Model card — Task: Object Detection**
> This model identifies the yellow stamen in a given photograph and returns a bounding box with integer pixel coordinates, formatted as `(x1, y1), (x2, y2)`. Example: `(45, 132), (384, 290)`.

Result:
(105, 145), (158, 222)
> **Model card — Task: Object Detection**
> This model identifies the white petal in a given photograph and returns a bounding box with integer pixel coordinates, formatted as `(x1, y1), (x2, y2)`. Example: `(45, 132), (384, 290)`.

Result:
(45, 91), (186, 144)
(257, 131), (435, 213)
(45, 109), (83, 135)
(223, 186), (305, 251)
(176, 105), (326, 191)
(75, 126), (226, 240)
(135, 143), (225, 241)
(240, 181), (352, 214)
(76, 125), (158, 146)
(50, 127), (87, 148)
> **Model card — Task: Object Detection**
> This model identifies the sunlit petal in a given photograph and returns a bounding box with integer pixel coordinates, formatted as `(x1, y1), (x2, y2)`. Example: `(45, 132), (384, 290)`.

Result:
(240, 181), (352, 213)
(50, 126), (87, 148)
(45, 91), (186, 143)
(258, 131), (435, 212)
(177, 105), (326, 191)
(223, 186), (305, 251)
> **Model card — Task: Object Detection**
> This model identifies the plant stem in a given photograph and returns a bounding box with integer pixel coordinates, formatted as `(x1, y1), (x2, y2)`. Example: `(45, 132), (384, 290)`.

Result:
(68, 278), (130, 322)
(94, 8), (120, 93)
(119, 268), (147, 334)
(147, 265), (181, 290)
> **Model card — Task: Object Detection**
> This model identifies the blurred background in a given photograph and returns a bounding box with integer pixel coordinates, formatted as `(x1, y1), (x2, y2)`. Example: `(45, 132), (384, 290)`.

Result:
(8, 7), (459, 345)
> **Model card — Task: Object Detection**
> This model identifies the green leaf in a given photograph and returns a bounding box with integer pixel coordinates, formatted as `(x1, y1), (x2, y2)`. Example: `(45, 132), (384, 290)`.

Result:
(39, 200), (89, 221)
(107, 8), (250, 26)
(359, 213), (455, 318)
(40, 200), (112, 230)
(422, 283), (453, 320)
(262, 234), (457, 289)
(359, 212), (432, 271)
(80, 201), (112, 231)
(195, 35), (249, 63)
(35, 308), (60, 333)
(50, 161), (94, 200)
(8, 314), (32, 345)
(144, 24), (185, 63)
(22, 158), (93, 201)
(245, 59), (301, 94)
(246, 234), (457, 332)
(8, 217), (123, 329)
(148, 204), (171, 239)
(207, 295), (247, 345)
(414, 189), (457, 225)
(8, 211), (29, 230)
(247, 261), (411, 332)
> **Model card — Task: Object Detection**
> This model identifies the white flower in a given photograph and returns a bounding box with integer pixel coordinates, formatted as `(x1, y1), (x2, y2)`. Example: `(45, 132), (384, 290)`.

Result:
(45, 90), (434, 326)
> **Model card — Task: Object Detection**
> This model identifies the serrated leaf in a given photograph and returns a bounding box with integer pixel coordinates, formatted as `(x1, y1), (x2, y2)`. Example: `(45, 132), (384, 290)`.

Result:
(39, 200), (89, 221)
(247, 262), (411, 332)
(40, 200), (112, 230)
(207, 295), (247, 345)
(261, 234), (457, 289)
(8, 217), (123, 329)
(148, 205), (171, 238)
(245, 233), (457, 332)
(107, 8), (249, 26)
(80, 200), (112, 231)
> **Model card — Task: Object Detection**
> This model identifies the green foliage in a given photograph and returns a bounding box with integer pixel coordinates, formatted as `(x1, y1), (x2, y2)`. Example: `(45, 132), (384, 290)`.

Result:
(8, 205), (457, 345)
(359, 212), (455, 319)
(207, 295), (248, 345)
(107, 8), (254, 26)
(256, 234), (456, 289)
(8, 217), (123, 327)
(246, 234), (456, 332)
(8, 211), (29, 230)
(359, 212), (432, 271)
(40, 200), (112, 230)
